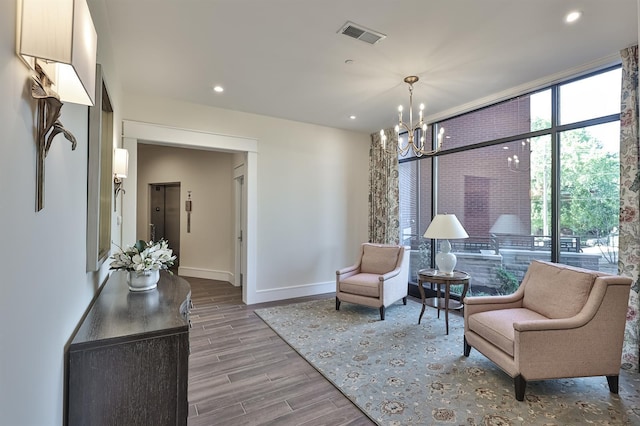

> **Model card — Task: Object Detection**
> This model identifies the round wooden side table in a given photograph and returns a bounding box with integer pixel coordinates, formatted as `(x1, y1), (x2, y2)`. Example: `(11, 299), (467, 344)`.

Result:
(417, 269), (471, 335)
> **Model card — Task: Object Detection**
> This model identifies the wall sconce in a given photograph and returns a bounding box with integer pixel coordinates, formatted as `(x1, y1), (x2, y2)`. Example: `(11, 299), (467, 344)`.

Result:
(113, 148), (129, 211)
(17, 0), (98, 211)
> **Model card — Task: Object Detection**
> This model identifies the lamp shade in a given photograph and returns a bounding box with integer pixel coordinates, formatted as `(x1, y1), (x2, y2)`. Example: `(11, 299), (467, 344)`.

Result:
(490, 214), (527, 235)
(17, 0), (97, 105)
(113, 148), (129, 178)
(423, 214), (469, 239)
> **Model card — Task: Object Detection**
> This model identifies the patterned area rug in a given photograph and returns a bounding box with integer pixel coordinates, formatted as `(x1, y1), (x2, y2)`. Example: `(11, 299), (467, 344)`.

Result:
(255, 299), (640, 425)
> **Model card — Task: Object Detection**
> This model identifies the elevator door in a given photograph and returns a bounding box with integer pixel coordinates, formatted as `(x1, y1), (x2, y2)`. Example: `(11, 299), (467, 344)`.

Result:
(149, 183), (180, 266)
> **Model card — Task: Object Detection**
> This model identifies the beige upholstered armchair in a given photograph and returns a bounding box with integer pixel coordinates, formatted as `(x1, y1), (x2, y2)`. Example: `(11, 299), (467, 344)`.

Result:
(336, 243), (410, 320)
(464, 260), (632, 401)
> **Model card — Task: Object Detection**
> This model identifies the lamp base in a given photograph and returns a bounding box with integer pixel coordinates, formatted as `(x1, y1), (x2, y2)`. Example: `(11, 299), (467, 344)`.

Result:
(435, 239), (457, 274)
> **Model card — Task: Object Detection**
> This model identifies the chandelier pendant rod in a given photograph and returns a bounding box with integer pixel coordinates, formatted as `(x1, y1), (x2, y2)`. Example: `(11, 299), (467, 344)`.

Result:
(397, 77), (425, 151)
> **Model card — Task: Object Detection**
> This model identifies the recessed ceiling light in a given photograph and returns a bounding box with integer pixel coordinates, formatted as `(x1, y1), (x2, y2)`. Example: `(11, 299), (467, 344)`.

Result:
(565, 10), (581, 23)
(349, 115), (356, 120)
(213, 85), (224, 93)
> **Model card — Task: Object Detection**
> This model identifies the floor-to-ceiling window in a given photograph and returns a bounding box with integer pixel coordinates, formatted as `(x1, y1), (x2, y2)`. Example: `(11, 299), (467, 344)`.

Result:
(399, 67), (621, 296)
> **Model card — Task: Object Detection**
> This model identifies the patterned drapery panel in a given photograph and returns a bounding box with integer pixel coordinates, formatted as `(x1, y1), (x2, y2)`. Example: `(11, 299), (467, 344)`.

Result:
(619, 45), (640, 372)
(369, 129), (400, 244)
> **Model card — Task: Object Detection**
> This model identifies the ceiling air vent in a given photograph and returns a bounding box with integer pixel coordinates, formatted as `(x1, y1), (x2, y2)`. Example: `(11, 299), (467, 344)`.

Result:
(338, 21), (386, 45)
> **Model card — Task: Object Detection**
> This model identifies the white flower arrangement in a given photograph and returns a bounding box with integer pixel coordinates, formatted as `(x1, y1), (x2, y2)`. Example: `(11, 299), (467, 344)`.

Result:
(110, 239), (176, 273)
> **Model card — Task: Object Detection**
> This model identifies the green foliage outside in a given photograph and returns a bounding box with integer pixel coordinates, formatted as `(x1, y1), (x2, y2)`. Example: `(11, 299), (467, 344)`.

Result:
(496, 267), (520, 295)
(529, 118), (619, 239)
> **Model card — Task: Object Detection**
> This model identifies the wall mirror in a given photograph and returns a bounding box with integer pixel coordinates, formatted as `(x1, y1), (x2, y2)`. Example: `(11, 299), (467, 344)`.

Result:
(86, 64), (114, 272)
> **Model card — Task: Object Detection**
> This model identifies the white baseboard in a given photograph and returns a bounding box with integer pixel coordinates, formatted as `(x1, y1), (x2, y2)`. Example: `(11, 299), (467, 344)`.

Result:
(249, 280), (335, 304)
(178, 266), (233, 282)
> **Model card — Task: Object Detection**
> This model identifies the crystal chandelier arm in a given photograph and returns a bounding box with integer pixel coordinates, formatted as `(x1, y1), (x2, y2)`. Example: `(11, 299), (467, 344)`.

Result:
(396, 121), (413, 136)
(395, 124), (413, 155)
(396, 104), (412, 152)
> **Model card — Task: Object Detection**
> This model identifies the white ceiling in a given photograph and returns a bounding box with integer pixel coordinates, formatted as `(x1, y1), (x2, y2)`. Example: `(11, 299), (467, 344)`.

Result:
(92, 0), (638, 134)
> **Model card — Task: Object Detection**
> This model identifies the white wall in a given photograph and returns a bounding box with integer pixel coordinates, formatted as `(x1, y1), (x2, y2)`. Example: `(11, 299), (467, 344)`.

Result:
(0, 1), (122, 425)
(136, 144), (235, 281)
(122, 95), (371, 302)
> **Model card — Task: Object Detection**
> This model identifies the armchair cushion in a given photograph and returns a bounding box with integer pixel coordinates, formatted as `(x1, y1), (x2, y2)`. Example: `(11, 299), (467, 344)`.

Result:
(339, 273), (381, 298)
(468, 308), (548, 357)
(521, 261), (597, 319)
(361, 244), (400, 274)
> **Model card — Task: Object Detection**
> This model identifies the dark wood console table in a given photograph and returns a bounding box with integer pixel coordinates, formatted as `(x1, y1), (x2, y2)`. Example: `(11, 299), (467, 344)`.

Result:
(67, 271), (191, 426)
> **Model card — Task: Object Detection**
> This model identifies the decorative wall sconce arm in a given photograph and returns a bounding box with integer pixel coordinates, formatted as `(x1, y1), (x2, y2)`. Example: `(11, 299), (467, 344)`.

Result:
(113, 148), (129, 211)
(31, 66), (78, 211)
(113, 177), (126, 207)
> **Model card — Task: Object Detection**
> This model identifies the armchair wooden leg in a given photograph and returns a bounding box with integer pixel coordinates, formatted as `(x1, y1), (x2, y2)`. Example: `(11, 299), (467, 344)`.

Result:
(336, 298), (341, 311)
(514, 375), (526, 401)
(402, 297), (407, 305)
(463, 336), (471, 357)
(379, 306), (385, 321)
(606, 375), (619, 394)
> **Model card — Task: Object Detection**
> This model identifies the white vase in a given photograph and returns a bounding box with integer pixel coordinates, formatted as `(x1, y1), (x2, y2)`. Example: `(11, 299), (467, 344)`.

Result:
(127, 270), (160, 292)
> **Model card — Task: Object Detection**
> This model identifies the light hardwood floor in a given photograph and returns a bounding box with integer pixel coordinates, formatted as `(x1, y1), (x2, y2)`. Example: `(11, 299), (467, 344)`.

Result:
(186, 277), (375, 426)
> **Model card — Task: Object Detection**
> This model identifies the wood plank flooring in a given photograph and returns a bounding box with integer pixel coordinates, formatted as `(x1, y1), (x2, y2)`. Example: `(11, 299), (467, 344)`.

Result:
(185, 277), (375, 426)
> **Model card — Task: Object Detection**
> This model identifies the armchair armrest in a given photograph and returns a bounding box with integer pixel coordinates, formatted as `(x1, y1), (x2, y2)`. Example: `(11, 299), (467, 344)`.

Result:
(336, 264), (360, 281)
(464, 288), (525, 317)
(514, 316), (585, 332)
(464, 293), (522, 305)
(380, 267), (401, 282)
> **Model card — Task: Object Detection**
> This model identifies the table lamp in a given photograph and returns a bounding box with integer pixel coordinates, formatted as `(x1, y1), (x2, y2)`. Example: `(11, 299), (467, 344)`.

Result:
(423, 213), (469, 274)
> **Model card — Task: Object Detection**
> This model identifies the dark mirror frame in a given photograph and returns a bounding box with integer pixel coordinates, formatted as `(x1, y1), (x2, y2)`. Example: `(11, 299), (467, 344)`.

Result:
(86, 64), (114, 272)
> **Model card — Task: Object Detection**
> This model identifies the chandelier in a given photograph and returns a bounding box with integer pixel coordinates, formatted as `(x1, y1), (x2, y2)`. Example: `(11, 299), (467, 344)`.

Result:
(506, 139), (530, 172)
(380, 75), (444, 157)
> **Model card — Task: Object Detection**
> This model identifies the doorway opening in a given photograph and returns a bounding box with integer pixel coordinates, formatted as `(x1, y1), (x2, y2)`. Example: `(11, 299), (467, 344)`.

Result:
(123, 120), (258, 304)
(149, 183), (181, 267)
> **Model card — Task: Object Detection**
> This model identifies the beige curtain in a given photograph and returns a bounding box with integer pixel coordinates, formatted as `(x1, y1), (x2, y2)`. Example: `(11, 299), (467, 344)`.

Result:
(369, 129), (400, 244)
(619, 45), (640, 372)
